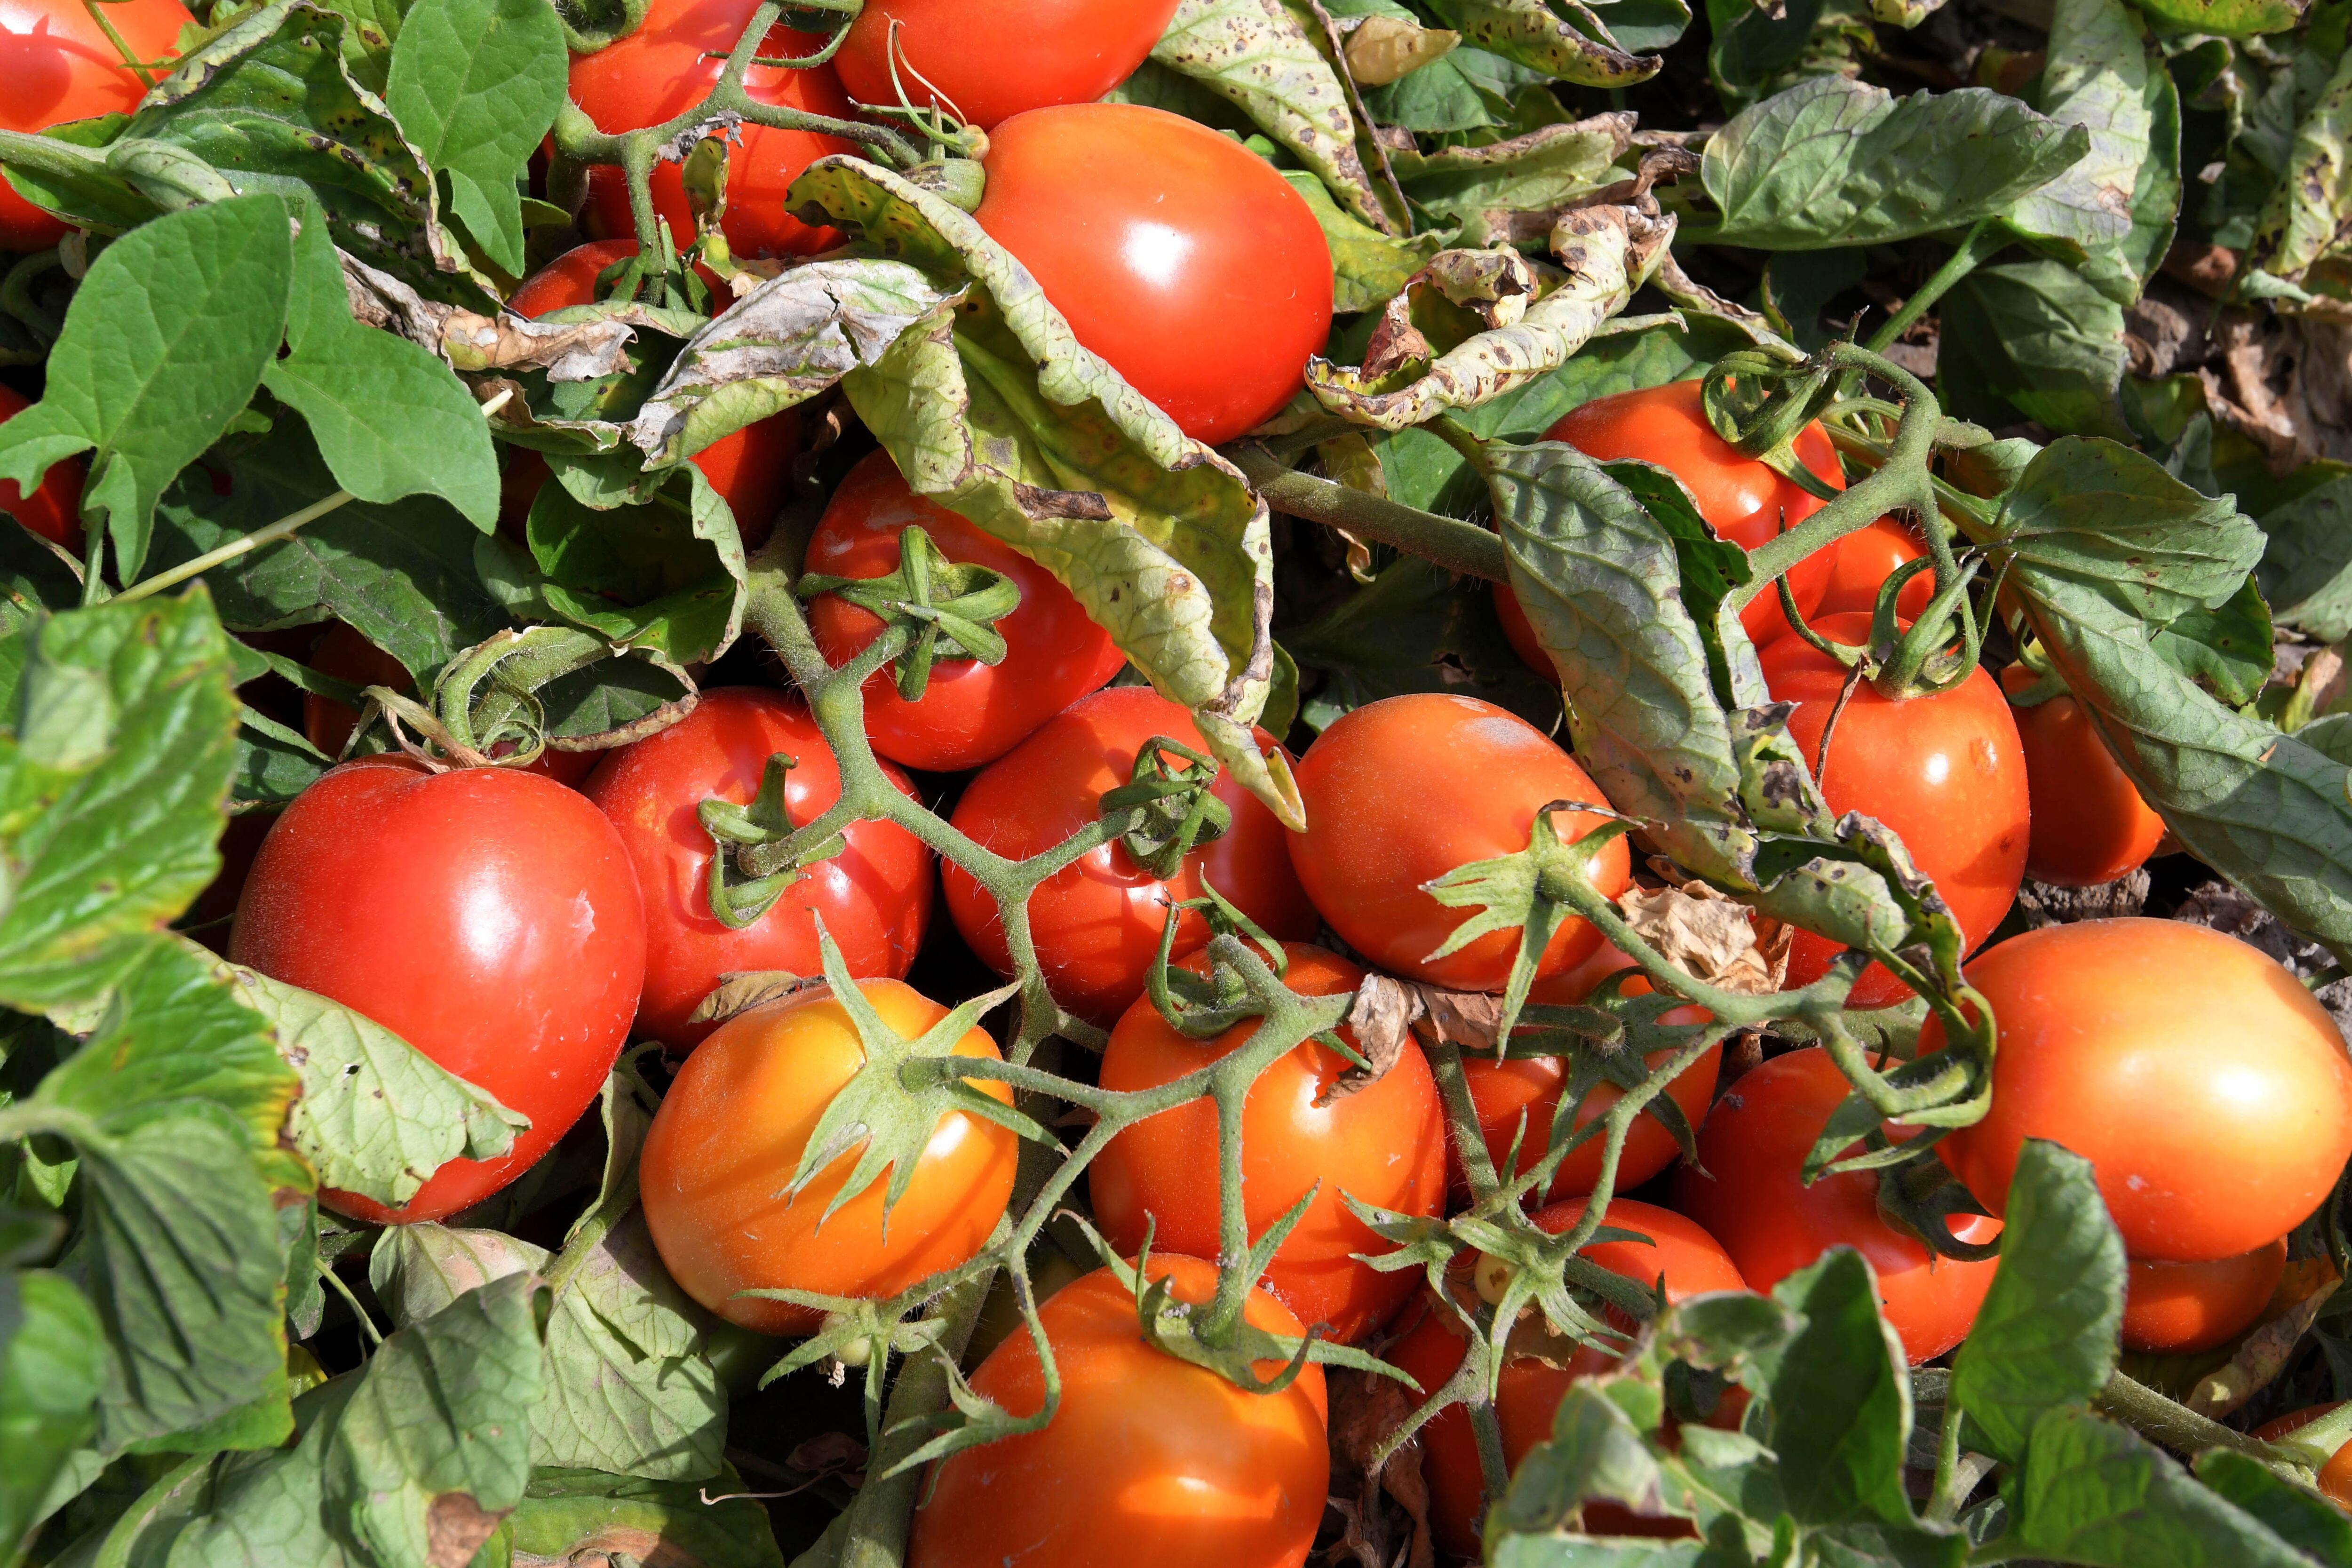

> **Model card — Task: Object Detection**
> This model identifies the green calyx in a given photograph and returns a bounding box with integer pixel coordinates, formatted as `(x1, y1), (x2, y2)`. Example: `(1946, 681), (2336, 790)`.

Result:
(698, 751), (846, 928)
(796, 524), (1021, 704)
(1100, 733), (1232, 881)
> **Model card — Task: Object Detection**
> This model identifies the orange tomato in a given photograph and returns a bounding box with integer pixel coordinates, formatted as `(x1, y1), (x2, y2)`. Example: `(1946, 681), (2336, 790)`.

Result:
(1999, 665), (2167, 888)
(2256, 1405), (2352, 1507)
(2121, 1240), (2286, 1355)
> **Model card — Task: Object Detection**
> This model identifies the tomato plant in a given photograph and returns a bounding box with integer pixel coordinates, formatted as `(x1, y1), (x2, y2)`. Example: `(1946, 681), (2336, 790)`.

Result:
(586, 686), (932, 1049)
(944, 685), (1317, 1025)
(0, 0), (191, 247)
(1927, 918), (2352, 1263)
(804, 447), (1127, 771)
(1089, 942), (1446, 1344)
(834, 0), (1182, 129)
(230, 756), (648, 1222)
(1999, 663), (2168, 888)
(302, 622), (598, 784)
(1760, 611), (2029, 1007)
(1287, 693), (1631, 993)
(0, 380), (79, 547)
(2122, 1240), (2287, 1356)
(905, 1256), (1329, 1568)
(970, 103), (1333, 444)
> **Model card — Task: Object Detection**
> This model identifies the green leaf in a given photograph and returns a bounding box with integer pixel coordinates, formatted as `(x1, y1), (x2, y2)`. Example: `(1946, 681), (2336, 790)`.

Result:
(384, 0), (567, 275)
(1283, 172), (1443, 313)
(145, 420), (509, 687)
(2256, 466), (2352, 640)
(2127, 0), (2306, 38)
(1948, 1140), (2124, 1460)
(1361, 43), (1542, 132)
(0, 197), (292, 581)
(1697, 76), (2092, 249)
(1937, 260), (2130, 439)
(1754, 1249), (1919, 1528)
(0, 1235), (103, 1560)
(218, 963), (527, 1210)
(1707, 0), (1875, 112)
(262, 204), (500, 527)
(522, 460), (744, 666)
(0, 592), (239, 1009)
(1423, 0), (1662, 87)
(1389, 113), (1634, 239)
(1488, 1383), (1684, 1538)
(371, 1220), (725, 1481)
(1284, 554), (1561, 733)
(2249, 47), (2352, 282)
(505, 1468), (786, 1568)
(2005, 1405), (2313, 1566)
(2193, 1449), (2352, 1566)
(2004, 0), (2159, 269)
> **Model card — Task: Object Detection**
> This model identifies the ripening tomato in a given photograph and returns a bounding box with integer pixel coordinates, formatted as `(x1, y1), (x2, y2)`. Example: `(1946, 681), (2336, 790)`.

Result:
(1089, 943), (1446, 1344)
(505, 239), (801, 544)
(0, 382), (80, 548)
(1497, 380), (1844, 656)
(834, 0), (1180, 129)
(1388, 1198), (1745, 1555)
(907, 1255), (1329, 1568)
(1997, 665), (2166, 888)
(972, 103), (1332, 444)
(1926, 919), (2352, 1264)
(2122, 1239), (2286, 1355)
(586, 687), (932, 1050)
(1671, 1048), (2000, 1362)
(804, 448), (1126, 772)
(1459, 942), (1719, 1202)
(300, 623), (598, 786)
(1813, 516), (1935, 623)
(571, 0), (852, 259)
(0, 0), (192, 248)
(2256, 1405), (2352, 1507)
(945, 685), (1318, 1026)
(230, 757), (647, 1223)
(1762, 612), (2028, 1007)
(1287, 694), (1631, 994)
(640, 978), (1015, 1334)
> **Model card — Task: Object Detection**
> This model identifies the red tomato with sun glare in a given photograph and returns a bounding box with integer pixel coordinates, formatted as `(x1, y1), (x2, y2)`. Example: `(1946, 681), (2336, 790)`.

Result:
(586, 687), (933, 1050)
(230, 757), (647, 1223)
(805, 448), (1127, 772)
(972, 103), (1332, 444)
(1, 0), (191, 248)
(835, 0), (1181, 129)
(0, 381), (81, 548)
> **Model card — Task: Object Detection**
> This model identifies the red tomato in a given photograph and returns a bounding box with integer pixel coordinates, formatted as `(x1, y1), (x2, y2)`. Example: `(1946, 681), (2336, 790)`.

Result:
(1498, 380), (1844, 655)
(1814, 516), (1934, 622)
(0, 382), (81, 547)
(835, 0), (1180, 129)
(230, 757), (647, 1223)
(571, 0), (852, 259)
(2256, 1405), (2352, 1506)
(1670, 1047), (2000, 1362)
(0, 0), (191, 248)
(907, 1256), (1329, 1568)
(1286, 693), (1631, 994)
(804, 448), (1126, 772)
(506, 239), (800, 545)
(1761, 612), (2028, 1007)
(586, 687), (932, 1050)
(1388, 1198), (1745, 1555)
(639, 977), (1016, 1334)
(301, 623), (597, 786)
(1998, 664), (2166, 888)
(971, 103), (1332, 444)
(1089, 943), (1446, 1344)
(1926, 919), (2352, 1263)
(1460, 943), (1720, 1202)
(2122, 1239), (2285, 1355)
(944, 685), (1318, 1026)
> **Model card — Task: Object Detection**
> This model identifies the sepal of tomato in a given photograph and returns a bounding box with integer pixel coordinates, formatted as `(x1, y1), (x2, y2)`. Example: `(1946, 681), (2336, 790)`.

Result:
(835, 0), (1182, 129)
(229, 756), (648, 1223)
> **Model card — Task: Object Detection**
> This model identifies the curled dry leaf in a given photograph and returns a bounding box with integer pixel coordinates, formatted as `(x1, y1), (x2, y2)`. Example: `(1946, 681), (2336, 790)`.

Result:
(1339, 13), (1459, 86)
(1620, 879), (1784, 994)
(1325, 1365), (1437, 1568)
(339, 251), (656, 382)
(2187, 1259), (2342, 1418)
(1336, 973), (1510, 1100)
(686, 970), (821, 1026)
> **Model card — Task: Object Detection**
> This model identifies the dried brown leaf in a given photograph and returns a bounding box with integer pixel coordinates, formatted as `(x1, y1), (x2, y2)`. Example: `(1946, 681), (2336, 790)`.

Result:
(687, 970), (818, 1026)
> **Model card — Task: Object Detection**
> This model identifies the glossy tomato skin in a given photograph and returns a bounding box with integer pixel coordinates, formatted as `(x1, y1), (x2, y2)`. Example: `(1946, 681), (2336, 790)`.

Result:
(805, 448), (1125, 771)
(1089, 944), (1446, 1344)
(1671, 1048), (2001, 1362)
(640, 978), (1015, 1334)
(2256, 1405), (2352, 1507)
(1815, 516), (1934, 622)
(1927, 919), (2352, 1263)
(2122, 1239), (2285, 1355)
(230, 757), (647, 1223)
(1762, 612), (2029, 1007)
(972, 103), (1332, 444)
(945, 685), (1318, 1026)
(1460, 943), (1719, 1202)
(299, 623), (597, 786)
(1389, 1199), (1745, 1555)
(1508, 380), (1843, 650)
(835, 0), (1180, 129)
(1, 0), (192, 247)
(1287, 694), (1630, 993)
(907, 1255), (1329, 1568)
(506, 240), (800, 544)
(0, 382), (81, 547)
(1998, 665), (2166, 888)
(586, 688), (932, 1050)
(570, 0), (852, 259)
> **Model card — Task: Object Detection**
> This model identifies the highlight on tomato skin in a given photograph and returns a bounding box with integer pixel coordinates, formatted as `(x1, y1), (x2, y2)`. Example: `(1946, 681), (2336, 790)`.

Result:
(0, 0), (194, 247)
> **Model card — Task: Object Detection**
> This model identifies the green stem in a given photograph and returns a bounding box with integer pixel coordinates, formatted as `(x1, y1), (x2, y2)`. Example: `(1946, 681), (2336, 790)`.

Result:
(828, 1266), (993, 1568)
(1227, 443), (1507, 582)
(1927, 1394), (1964, 1522)
(2093, 1371), (2310, 1469)
(1863, 220), (2006, 357)
(114, 490), (355, 604)
(82, 0), (159, 86)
